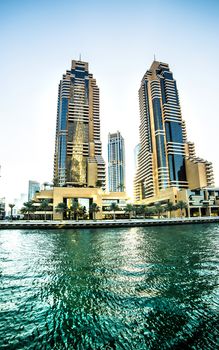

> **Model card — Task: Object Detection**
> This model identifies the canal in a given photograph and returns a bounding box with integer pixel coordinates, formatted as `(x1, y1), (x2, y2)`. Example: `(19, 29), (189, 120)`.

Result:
(0, 224), (218, 349)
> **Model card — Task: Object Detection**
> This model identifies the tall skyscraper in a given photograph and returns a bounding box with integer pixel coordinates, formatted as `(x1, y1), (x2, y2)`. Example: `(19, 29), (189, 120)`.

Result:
(28, 181), (40, 201)
(108, 131), (125, 192)
(53, 60), (106, 189)
(134, 60), (214, 201)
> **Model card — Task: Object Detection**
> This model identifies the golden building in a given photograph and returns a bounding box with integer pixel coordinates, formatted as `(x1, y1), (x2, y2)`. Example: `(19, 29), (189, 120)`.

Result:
(53, 60), (106, 189)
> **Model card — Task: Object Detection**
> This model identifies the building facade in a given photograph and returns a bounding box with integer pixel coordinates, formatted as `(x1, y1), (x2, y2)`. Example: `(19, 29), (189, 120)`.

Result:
(108, 131), (125, 192)
(28, 181), (40, 201)
(134, 60), (214, 202)
(53, 60), (106, 189)
(0, 197), (5, 219)
(34, 187), (129, 220)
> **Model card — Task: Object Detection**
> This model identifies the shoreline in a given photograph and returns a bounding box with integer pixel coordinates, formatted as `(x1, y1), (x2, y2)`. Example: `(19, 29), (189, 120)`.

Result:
(0, 216), (219, 229)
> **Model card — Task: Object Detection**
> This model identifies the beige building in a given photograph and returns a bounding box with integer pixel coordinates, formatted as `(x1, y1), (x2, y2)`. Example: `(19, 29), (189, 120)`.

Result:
(54, 60), (106, 190)
(134, 60), (214, 209)
(34, 187), (129, 220)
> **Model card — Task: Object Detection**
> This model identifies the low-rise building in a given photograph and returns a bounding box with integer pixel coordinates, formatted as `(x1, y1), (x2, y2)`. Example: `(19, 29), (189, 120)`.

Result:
(34, 187), (129, 220)
(136, 187), (219, 217)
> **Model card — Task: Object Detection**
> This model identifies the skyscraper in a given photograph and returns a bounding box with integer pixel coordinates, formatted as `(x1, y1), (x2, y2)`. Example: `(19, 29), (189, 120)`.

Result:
(134, 60), (214, 202)
(28, 181), (40, 201)
(53, 60), (106, 189)
(108, 131), (125, 192)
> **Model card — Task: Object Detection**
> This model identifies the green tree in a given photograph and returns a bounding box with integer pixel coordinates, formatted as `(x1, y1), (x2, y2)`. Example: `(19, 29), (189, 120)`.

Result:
(154, 203), (164, 219)
(78, 206), (87, 220)
(55, 202), (67, 220)
(70, 201), (80, 221)
(39, 199), (50, 221)
(9, 204), (15, 220)
(135, 205), (145, 217)
(144, 206), (155, 218)
(176, 201), (187, 218)
(124, 204), (134, 219)
(90, 203), (100, 220)
(20, 201), (35, 220)
(165, 202), (175, 218)
(117, 183), (125, 192)
(110, 202), (119, 220)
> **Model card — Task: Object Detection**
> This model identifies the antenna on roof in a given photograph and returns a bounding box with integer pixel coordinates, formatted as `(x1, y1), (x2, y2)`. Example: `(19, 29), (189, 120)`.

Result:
(79, 53), (81, 61)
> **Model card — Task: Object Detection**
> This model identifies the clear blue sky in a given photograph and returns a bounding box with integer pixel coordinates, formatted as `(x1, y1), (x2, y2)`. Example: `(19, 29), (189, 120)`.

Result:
(0, 0), (219, 202)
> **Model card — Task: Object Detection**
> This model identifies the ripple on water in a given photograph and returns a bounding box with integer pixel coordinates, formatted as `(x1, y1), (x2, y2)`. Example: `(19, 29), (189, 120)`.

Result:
(0, 225), (218, 349)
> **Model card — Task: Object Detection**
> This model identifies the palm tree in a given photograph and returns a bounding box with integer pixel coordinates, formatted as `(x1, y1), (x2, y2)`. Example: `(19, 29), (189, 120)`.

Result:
(165, 202), (175, 218)
(135, 205), (145, 217)
(124, 204), (134, 219)
(55, 202), (67, 220)
(70, 201), (80, 221)
(90, 203), (100, 220)
(9, 204), (15, 220)
(145, 207), (155, 218)
(20, 201), (35, 220)
(39, 199), (50, 221)
(110, 202), (119, 220)
(77, 206), (87, 220)
(117, 183), (125, 192)
(176, 201), (187, 218)
(154, 203), (164, 219)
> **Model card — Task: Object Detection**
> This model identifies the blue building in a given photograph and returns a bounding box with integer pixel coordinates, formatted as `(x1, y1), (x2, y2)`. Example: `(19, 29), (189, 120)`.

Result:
(108, 131), (125, 192)
(28, 181), (40, 201)
(134, 61), (214, 202)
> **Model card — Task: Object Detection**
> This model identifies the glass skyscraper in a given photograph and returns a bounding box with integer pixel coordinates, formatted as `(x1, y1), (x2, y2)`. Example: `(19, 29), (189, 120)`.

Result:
(108, 131), (125, 192)
(28, 181), (40, 201)
(53, 60), (106, 189)
(134, 60), (214, 201)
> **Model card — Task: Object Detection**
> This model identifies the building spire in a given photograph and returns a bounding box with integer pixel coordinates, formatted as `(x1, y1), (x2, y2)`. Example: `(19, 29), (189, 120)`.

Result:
(154, 53), (156, 61)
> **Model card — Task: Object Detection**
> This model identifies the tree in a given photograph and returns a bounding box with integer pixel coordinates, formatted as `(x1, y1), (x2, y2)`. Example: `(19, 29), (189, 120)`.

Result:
(78, 206), (87, 220)
(70, 201), (80, 221)
(144, 206), (155, 218)
(176, 201), (187, 218)
(90, 203), (100, 220)
(117, 183), (125, 192)
(110, 202), (119, 220)
(55, 202), (67, 220)
(135, 205), (145, 217)
(165, 202), (175, 218)
(154, 203), (164, 219)
(9, 204), (15, 220)
(39, 199), (50, 221)
(124, 204), (134, 220)
(20, 201), (35, 220)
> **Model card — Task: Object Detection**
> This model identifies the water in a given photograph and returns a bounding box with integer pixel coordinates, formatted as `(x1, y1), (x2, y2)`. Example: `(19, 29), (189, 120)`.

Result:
(0, 225), (218, 349)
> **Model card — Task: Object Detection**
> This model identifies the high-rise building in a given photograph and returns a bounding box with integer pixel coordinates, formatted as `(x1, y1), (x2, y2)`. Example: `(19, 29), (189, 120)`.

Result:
(28, 181), (40, 201)
(134, 144), (140, 170)
(134, 60), (214, 202)
(108, 131), (125, 192)
(53, 60), (106, 189)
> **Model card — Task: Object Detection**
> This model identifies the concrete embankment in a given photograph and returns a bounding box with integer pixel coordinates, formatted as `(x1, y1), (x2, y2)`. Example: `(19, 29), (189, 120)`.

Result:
(0, 217), (219, 229)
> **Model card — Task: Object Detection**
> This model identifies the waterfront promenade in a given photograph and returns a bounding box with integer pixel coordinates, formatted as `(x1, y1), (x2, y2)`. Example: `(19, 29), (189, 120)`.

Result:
(0, 216), (219, 229)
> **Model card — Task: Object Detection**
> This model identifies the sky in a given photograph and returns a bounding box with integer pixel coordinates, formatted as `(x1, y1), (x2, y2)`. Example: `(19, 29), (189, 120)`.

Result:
(0, 0), (219, 204)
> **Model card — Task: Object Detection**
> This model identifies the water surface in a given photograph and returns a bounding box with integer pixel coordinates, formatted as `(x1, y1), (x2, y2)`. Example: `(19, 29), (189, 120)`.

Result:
(0, 225), (219, 349)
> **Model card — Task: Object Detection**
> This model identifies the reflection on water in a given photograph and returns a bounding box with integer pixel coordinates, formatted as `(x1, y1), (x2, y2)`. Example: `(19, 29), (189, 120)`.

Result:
(0, 225), (218, 349)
